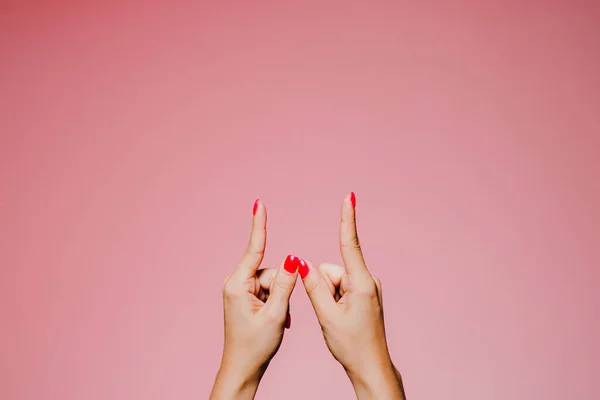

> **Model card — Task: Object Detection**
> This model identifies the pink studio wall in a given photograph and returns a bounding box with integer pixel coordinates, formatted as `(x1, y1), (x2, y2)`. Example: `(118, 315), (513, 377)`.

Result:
(1, 1), (599, 399)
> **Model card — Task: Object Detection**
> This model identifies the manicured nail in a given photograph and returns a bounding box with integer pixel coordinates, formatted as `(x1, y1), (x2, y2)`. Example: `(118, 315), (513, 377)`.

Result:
(284, 255), (300, 273)
(253, 199), (259, 215)
(350, 192), (356, 208)
(299, 259), (309, 279)
(285, 312), (291, 329)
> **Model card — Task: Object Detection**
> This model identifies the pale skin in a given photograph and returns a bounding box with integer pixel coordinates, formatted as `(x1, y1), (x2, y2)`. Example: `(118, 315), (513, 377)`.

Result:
(210, 194), (406, 399)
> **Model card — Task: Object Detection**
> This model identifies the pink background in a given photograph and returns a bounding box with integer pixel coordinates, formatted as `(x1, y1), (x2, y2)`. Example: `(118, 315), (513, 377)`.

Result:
(1, 1), (599, 399)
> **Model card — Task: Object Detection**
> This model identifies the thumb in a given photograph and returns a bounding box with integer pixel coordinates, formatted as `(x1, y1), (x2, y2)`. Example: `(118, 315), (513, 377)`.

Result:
(299, 259), (336, 322)
(264, 255), (300, 318)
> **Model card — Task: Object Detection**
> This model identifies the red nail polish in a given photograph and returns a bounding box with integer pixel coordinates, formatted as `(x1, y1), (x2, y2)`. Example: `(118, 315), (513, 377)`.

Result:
(253, 199), (259, 215)
(350, 192), (356, 208)
(285, 312), (291, 329)
(284, 255), (299, 273)
(299, 259), (309, 279)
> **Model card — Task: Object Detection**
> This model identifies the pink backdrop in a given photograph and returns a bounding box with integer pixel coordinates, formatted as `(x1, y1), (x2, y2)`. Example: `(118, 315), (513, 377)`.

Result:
(1, 1), (599, 399)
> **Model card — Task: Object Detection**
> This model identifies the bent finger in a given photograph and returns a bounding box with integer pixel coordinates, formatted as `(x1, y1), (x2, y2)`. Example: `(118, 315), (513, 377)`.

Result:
(319, 262), (346, 299)
(256, 267), (277, 292)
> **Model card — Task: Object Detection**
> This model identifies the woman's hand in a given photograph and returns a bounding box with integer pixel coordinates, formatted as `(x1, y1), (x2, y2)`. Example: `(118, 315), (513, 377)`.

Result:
(210, 200), (302, 400)
(299, 193), (406, 399)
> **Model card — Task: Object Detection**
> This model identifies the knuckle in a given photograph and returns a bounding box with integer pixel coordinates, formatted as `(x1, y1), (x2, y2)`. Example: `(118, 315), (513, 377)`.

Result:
(274, 276), (294, 292)
(317, 311), (336, 328)
(263, 307), (282, 324)
(356, 280), (377, 297)
(341, 235), (361, 251)
(222, 277), (242, 299)
(372, 276), (382, 290)
(305, 280), (321, 296)
(221, 276), (230, 293)
(246, 241), (265, 257)
(318, 317), (331, 328)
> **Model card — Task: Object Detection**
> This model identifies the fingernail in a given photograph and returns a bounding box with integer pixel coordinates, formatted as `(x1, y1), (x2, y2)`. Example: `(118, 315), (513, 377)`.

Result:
(285, 312), (291, 329)
(299, 259), (309, 279)
(284, 255), (299, 273)
(350, 192), (356, 208)
(253, 199), (259, 215)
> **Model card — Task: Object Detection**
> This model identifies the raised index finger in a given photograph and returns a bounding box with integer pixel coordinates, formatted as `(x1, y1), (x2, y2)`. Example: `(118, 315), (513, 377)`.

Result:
(339, 192), (370, 277)
(233, 199), (267, 279)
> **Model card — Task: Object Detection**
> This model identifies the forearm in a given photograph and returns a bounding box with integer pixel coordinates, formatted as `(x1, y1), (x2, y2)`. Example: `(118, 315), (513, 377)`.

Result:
(347, 358), (406, 400)
(209, 362), (263, 400)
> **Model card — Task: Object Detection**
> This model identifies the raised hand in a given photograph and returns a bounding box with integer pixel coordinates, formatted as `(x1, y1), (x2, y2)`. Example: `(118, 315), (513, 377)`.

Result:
(210, 200), (303, 400)
(298, 193), (406, 399)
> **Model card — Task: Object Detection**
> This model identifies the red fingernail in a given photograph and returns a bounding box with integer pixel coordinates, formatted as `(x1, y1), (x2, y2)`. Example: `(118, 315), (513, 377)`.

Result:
(285, 312), (291, 329)
(253, 199), (259, 215)
(350, 192), (356, 208)
(299, 259), (309, 279)
(284, 255), (299, 273)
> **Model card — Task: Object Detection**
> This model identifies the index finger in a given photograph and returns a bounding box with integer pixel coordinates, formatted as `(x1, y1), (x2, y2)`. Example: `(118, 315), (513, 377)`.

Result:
(233, 199), (267, 279)
(339, 192), (370, 277)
